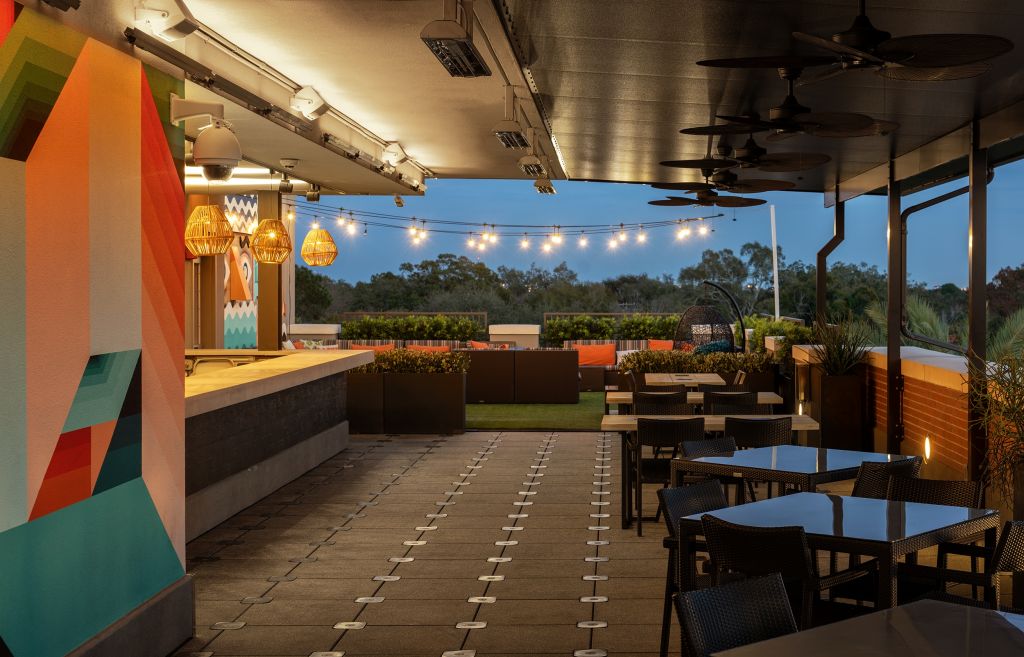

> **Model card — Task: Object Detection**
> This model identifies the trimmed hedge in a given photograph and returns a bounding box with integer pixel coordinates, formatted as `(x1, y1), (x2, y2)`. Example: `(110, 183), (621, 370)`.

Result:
(736, 316), (813, 361)
(354, 349), (470, 374)
(544, 314), (679, 344)
(617, 350), (773, 375)
(341, 315), (481, 341)
(544, 316), (616, 344)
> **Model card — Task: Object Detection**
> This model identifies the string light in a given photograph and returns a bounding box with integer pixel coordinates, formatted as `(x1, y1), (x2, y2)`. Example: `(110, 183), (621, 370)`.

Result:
(346, 222), (357, 236)
(607, 236), (618, 250)
(541, 241), (552, 253)
(550, 227), (563, 245)
(578, 233), (589, 248)
(636, 226), (647, 243)
(698, 224), (709, 236)
(467, 234), (477, 248)
(617, 223), (628, 242)
(676, 226), (692, 240)
(520, 235), (530, 250)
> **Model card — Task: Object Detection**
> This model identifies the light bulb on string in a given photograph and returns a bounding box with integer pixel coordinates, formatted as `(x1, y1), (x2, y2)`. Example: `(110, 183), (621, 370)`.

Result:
(467, 234), (477, 248)
(520, 235), (530, 250)
(636, 226), (647, 243)
(676, 225), (691, 240)
(541, 241), (552, 253)
(477, 240), (487, 252)
(607, 236), (618, 250)
(550, 227), (563, 245)
(578, 233), (589, 248)
(346, 222), (357, 236)
(698, 223), (709, 236)
(617, 223), (628, 242)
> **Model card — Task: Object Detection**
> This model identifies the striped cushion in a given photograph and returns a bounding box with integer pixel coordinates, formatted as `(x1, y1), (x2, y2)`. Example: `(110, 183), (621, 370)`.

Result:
(616, 340), (649, 351)
(404, 339), (464, 349)
(562, 339), (616, 348)
(337, 339), (403, 348)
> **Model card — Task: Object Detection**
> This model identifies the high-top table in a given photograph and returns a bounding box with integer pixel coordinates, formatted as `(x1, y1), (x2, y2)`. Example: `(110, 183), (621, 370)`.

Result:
(711, 599), (1024, 656)
(677, 492), (1000, 608)
(645, 372), (726, 387)
(600, 414), (820, 529)
(670, 444), (914, 504)
(606, 390), (783, 406)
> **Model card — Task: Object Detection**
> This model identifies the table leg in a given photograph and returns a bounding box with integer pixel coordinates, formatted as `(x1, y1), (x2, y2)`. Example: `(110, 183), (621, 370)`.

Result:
(620, 431), (631, 529)
(734, 477), (745, 506)
(984, 526), (999, 606)
(679, 533), (697, 591)
(876, 551), (898, 609)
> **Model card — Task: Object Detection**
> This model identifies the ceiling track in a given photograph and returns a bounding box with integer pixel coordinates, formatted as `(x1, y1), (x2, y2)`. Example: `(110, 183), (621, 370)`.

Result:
(491, 0), (569, 179)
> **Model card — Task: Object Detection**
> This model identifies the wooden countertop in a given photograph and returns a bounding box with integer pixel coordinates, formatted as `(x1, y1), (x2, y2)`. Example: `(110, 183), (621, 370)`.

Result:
(644, 372), (727, 387)
(606, 391), (784, 405)
(185, 350), (373, 418)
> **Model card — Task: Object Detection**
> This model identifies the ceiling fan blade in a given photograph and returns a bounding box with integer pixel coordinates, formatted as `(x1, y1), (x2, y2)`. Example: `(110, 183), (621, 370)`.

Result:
(795, 64), (853, 87)
(796, 112), (878, 136)
(875, 34), (1014, 68)
(716, 114), (776, 130)
(724, 179), (797, 194)
(649, 197), (701, 207)
(792, 31), (886, 65)
(879, 61), (990, 81)
(754, 152), (831, 173)
(714, 196), (767, 208)
(651, 181), (716, 192)
(696, 54), (836, 69)
(680, 123), (766, 136)
(660, 158), (738, 169)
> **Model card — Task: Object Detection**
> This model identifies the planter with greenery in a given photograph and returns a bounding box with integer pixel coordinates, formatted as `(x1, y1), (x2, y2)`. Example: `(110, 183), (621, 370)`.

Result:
(617, 315), (680, 340)
(347, 350), (469, 434)
(735, 316), (814, 361)
(543, 316), (616, 345)
(341, 315), (482, 341)
(617, 350), (775, 389)
(811, 319), (870, 450)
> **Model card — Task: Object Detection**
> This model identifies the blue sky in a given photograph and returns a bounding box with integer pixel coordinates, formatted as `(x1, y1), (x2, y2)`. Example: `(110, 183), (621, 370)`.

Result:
(297, 159), (1024, 287)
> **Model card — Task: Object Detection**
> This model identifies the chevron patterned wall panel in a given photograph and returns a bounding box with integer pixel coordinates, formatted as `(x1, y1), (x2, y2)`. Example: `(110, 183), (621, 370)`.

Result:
(224, 194), (258, 348)
(0, 4), (186, 656)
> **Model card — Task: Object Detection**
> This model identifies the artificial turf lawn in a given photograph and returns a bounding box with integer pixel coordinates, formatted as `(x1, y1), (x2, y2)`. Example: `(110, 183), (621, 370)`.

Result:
(465, 391), (605, 431)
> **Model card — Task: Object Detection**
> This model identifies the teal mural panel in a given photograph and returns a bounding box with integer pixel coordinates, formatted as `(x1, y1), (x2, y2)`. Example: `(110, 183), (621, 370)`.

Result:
(0, 479), (184, 657)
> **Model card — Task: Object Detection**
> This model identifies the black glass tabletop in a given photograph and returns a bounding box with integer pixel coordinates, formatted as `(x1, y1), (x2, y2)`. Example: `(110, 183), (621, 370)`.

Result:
(712, 599), (1024, 656)
(678, 445), (912, 475)
(682, 492), (997, 543)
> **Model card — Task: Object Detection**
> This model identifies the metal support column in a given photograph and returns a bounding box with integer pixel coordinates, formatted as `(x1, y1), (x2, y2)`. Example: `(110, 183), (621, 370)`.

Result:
(816, 200), (845, 319)
(967, 121), (988, 483)
(885, 164), (904, 455)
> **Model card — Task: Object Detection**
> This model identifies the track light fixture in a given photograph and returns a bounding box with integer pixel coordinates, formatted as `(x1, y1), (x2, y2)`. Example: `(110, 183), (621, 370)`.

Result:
(421, 0), (491, 78)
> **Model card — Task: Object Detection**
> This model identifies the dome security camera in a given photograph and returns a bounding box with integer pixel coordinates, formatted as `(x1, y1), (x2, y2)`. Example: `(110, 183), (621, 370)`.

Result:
(193, 119), (241, 181)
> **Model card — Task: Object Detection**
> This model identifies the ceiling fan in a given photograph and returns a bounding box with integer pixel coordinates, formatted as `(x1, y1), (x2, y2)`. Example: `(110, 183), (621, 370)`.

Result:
(690, 64), (898, 140)
(662, 136), (831, 174)
(649, 190), (767, 208)
(792, 0), (1013, 83)
(651, 170), (796, 195)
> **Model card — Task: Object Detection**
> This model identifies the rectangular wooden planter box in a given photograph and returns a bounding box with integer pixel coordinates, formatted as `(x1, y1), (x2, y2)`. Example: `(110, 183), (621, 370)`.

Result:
(384, 372), (466, 435)
(811, 366), (867, 451)
(347, 372), (384, 434)
(515, 350), (579, 403)
(463, 349), (515, 403)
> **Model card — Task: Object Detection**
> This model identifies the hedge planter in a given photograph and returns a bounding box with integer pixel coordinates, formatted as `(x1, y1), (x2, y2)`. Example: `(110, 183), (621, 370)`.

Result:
(348, 372), (384, 434)
(384, 372), (466, 435)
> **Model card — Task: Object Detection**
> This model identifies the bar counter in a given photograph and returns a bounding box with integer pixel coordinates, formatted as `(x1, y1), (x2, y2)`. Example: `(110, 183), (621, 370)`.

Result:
(184, 349), (373, 539)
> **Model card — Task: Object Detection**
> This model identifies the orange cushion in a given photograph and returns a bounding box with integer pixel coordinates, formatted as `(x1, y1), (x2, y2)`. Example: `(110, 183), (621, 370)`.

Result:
(573, 343), (616, 366)
(678, 342), (696, 353)
(293, 340), (305, 349)
(407, 344), (451, 353)
(351, 343), (395, 352)
(648, 339), (674, 351)
(468, 340), (491, 349)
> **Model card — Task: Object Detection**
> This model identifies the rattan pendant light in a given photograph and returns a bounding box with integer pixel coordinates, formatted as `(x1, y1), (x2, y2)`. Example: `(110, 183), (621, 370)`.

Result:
(251, 218), (292, 264)
(300, 224), (338, 266)
(184, 204), (233, 256)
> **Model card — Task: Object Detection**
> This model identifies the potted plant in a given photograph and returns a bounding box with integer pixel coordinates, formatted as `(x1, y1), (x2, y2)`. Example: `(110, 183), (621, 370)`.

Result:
(348, 349), (469, 435)
(810, 318), (870, 450)
(971, 353), (1024, 602)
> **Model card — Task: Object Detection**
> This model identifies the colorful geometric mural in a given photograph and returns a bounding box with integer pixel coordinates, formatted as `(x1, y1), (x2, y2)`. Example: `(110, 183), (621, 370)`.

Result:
(0, 4), (186, 656)
(224, 194), (259, 348)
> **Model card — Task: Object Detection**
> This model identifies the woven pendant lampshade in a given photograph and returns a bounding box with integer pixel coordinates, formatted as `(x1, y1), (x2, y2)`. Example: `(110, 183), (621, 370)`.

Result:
(251, 218), (292, 264)
(184, 205), (233, 256)
(300, 225), (338, 266)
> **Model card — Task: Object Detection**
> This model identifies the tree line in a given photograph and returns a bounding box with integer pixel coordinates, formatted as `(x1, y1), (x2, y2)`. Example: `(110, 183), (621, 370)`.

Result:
(296, 242), (1024, 345)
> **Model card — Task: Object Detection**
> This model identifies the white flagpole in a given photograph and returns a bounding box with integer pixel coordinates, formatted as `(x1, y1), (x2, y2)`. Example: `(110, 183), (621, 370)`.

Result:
(770, 205), (780, 320)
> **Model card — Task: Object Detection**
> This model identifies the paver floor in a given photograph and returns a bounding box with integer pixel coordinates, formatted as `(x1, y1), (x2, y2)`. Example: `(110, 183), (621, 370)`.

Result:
(178, 431), (676, 656)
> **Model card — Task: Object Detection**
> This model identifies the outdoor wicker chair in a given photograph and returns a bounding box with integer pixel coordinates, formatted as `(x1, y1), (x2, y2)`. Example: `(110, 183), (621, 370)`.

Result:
(910, 520), (1024, 611)
(656, 480), (728, 657)
(703, 391), (758, 415)
(724, 416), (792, 448)
(887, 475), (986, 596)
(851, 457), (924, 499)
(700, 514), (874, 628)
(634, 417), (706, 536)
(674, 573), (798, 657)
(674, 305), (736, 351)
(633, 390), (694, 415)
(680, 436), (738, 458)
